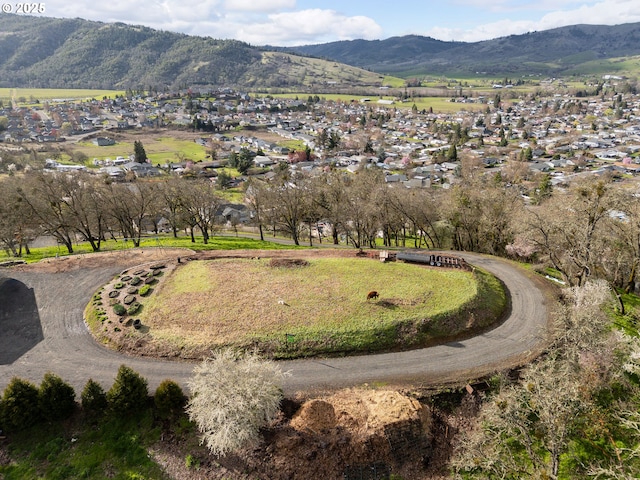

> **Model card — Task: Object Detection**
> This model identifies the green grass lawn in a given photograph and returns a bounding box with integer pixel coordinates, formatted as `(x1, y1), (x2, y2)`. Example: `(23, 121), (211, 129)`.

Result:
(72, 136), (209, 166)
(0, 234), (301, 264)
(137, 257), (506, 358)
(0, 407), (177, 480)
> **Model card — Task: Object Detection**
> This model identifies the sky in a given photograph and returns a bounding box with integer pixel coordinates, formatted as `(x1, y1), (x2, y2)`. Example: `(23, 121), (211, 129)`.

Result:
(20, 0), (640, 46)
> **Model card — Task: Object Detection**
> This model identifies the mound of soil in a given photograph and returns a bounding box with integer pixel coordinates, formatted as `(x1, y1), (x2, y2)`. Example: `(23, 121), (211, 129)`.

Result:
(268, 258), (310, 268)
(150, 388), (436, 480)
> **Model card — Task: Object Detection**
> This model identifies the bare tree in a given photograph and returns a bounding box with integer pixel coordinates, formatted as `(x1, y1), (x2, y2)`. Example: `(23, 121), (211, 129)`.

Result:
(387, 187), (445, 249)
(244, 178), (268, 241)
(178, 180), (223, 244)
(0, 177), (38, 256)
(453, 280), (615, 479)
(525, 176), (616, 286)
(265, 174), (311, 246)
(104, 181), (157, 247)
(187, 349), (287, 457)
(17, 172), (76, 253)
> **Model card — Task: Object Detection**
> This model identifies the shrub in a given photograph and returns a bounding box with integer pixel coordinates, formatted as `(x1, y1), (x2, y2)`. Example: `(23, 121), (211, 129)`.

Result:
(114, 282), (125, 289)
(139, 284), (151, 296)
(127, 302), (141, 316)
(107, 365), (149, 415)
(0, 377), (41, 432)
(113, 303), (126, 316)
(187, 349), (287, 456)
(81, 379), (107, 416)
(130, 276), (142, 286)
(39, 373), (76, 421)
(154, 380), (187, 419)
(185, 454), (200, 469)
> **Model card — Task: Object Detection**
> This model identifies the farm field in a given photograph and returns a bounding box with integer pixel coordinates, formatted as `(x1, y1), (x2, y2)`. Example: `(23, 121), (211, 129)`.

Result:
(63, 130), (213, 166)
(0, 88), (124, 104)
(261, 92), (487, 113)
(119, 254), (506, 359)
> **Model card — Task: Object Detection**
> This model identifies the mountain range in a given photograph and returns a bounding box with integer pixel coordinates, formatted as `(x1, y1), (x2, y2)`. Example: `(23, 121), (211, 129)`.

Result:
(281, 23), (640, 77)
(1, 14), (639, 90)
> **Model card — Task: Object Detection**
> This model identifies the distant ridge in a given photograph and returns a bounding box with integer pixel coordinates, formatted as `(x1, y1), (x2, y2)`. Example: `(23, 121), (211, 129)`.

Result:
(1, 14), (639, 89)
(0, 14), (382, 89)
(281, 22), (640, 77)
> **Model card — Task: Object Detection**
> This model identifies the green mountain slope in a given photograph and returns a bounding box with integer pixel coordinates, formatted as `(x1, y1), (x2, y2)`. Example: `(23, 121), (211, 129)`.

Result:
(0, 15), (382, 89)
(284, 23), (640, 77)
(2, 14), (639, 88)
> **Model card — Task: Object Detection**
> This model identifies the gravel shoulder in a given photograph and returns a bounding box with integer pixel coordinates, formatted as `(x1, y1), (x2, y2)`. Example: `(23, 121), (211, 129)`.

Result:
(0, 248), (553, 396)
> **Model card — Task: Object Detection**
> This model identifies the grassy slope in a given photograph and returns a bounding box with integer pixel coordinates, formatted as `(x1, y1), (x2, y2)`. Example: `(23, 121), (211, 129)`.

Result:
(139, 258), (506, 358)
(0, 409), (171, 480)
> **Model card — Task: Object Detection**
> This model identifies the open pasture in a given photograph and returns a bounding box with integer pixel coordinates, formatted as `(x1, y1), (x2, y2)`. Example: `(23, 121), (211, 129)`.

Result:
(0, 88), (124, 104)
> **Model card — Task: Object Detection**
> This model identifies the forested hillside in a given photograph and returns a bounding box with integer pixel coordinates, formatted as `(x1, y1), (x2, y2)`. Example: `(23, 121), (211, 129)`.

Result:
(2, 15), (640, 89)
(284, 22), (640, 76)
(0, 15), (382, 89)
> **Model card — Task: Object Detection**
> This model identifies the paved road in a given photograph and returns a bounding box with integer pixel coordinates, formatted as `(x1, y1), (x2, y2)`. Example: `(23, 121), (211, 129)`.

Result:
(0, 252), (550, 396)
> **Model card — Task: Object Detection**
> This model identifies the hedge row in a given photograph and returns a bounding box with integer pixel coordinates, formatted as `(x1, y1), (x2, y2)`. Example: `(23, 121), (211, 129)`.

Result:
(0, 366), (186, 433)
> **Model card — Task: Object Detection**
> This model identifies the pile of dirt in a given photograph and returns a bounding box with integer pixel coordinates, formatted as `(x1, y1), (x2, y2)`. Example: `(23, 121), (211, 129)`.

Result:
(149, 388), (437, 480)
(268, 258), (310, 268)
(243, 388), (433, 479)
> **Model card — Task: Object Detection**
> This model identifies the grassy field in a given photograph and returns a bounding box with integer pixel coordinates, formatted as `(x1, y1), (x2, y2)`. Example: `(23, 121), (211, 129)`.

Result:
(138, 257), (506, 358)
(261, 92), (486, 113)
(0, 406), (183, 480)
(71, 135), (210, 166)
(259, 52), (388, 88)
(0, 235), (300, 264)
(0, 88), (124, 105)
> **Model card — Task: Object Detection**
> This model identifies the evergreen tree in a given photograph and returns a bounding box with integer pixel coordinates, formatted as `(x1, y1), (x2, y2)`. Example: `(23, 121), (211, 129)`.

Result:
(39, 373), (76, 421)
(133, 140), (148, 164)
(446, 144), (458, 161)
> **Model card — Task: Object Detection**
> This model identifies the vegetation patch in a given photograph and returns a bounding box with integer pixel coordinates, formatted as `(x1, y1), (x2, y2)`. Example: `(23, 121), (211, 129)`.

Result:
(268, 258), (310, 268)
(135, 256), (505, 359)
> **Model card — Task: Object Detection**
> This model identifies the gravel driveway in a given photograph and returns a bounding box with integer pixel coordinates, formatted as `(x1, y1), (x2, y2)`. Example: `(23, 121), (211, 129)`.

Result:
(0, 249), (551, 396)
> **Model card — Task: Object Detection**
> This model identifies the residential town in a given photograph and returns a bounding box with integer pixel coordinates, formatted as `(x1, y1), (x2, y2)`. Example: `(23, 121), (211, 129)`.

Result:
(2, 83), (639, 193)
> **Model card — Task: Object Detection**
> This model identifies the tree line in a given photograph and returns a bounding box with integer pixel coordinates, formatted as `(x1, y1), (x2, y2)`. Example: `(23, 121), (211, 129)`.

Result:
(3, 162), (640, 295)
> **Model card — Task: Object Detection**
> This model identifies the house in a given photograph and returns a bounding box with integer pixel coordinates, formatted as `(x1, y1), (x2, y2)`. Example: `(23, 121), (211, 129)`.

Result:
(218, 204), (251, 225)
(384, 173), (408, 183)
(122, 161), (163, 177)
(93, 137), (116, 146)
(404, 176), (431, 188)
(254, 155), (276, 168)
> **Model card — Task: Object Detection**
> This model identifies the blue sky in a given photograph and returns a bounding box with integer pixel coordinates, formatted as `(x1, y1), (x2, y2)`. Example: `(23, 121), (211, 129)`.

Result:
(19, 0), (640, 46)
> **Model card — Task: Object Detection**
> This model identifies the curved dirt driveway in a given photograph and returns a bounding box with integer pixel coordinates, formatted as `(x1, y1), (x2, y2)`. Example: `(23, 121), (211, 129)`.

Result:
(0, 250), (552, 396)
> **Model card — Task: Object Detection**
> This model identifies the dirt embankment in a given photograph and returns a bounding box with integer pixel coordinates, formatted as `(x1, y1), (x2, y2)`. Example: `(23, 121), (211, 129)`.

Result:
(150, 387), (451, 480)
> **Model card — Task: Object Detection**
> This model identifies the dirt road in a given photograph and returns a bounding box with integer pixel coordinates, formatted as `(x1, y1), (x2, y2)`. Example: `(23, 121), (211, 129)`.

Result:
(0, 249), (551, 396)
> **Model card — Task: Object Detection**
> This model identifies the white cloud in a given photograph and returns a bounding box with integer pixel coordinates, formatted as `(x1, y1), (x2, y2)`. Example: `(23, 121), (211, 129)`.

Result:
(427, 0), (640, 42)
(41, 1), (381, 45)
(235, 9), (383, 46)
(47, 0), (224, 28)
(223, 0), (296, 12)
(32, 0), (640, 46)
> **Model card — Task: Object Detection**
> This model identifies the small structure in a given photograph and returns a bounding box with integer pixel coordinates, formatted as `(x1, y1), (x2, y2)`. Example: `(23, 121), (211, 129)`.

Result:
(396, 251), (471, 271)
(93, 137), (115, 146)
